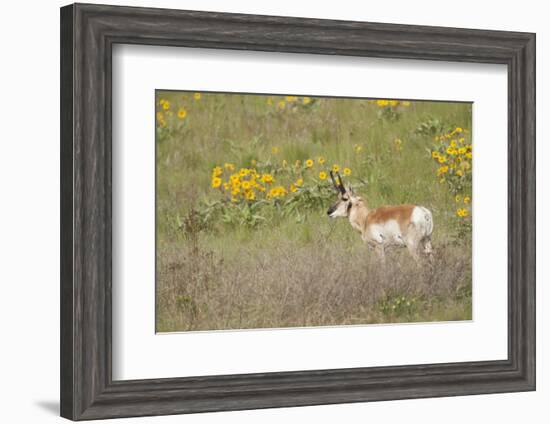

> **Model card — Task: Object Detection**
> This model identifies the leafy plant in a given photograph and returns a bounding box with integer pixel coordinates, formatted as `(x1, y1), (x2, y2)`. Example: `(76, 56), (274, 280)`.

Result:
(429, 127), (473, 237)
(198, 157), (363, 228)
(414, 116), (453, 136)
(371, 99), (412, 122)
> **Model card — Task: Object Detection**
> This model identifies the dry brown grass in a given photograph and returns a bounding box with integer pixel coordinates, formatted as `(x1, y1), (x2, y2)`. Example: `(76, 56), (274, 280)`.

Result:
(156, 229), (471, 332)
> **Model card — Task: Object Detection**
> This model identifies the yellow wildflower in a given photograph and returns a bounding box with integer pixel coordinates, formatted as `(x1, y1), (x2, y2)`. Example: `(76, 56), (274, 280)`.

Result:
(376, 99), (389, 107)
(241, 181), (251, 190)
(464, 196), (471, 204)
(193, 92), (201, 100)
(177, 107), (187, 119)
(296, 178), (303, 186)
(332, 164), (340, 172)
(245, 190), (255, 200)
(277, 100), (286, 110)
(317, 156), (326, 165)
(437, 165), (449, 176)
(456, 170), (464, 177)
(239, 168), (249, 177)
(319, 171), (327, 180)
(302, 97), (311, 105)
(211, 177), (222, 188)
(432, 151), (439, 159)
(212, 166), (223, 176)
(261, 174), (274, 184)
(455, 127), (463, 133)
(305, 159), (314, 168)
(285, 96), (298, 102)
(343, 167), (351, 176)
(458, 147), (467, 155)
(455, 195), (461, 203)
(267, 186), (287, 198)
(394, 138), (403, 150)
(290, 184), (297, 193)
(224, 163), (235, 171)
(401, 100), (411, 107)
(438, 156), (447, 164)
(456, 208), (469, 218)
(162, 101), (170, 110)
(389, 100), (399, 107)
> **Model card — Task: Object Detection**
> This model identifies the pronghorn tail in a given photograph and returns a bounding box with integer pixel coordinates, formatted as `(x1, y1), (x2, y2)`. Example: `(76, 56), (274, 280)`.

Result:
(415, 206), (434, 256)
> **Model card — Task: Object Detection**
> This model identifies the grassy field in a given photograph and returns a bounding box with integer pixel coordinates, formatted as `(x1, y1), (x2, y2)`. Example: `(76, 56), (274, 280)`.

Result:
(155, 91), (472, 332)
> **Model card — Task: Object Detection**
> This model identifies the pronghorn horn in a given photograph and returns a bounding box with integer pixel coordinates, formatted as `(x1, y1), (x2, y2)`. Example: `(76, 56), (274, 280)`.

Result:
(330, 171), (346, 194)
(337, 172), (346, 193)
(329, 170), (338, 189)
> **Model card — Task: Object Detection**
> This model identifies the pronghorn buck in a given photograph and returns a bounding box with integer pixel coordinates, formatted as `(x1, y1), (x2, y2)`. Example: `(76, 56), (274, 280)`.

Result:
(327, 171), (434, 263)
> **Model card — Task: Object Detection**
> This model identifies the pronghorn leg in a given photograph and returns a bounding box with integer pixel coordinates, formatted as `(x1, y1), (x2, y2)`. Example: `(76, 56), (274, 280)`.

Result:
(422, 238), (434, 263)
(374, 244), (386, 264)
(405, 237), (422, 265)
(406, 243), (421, 264)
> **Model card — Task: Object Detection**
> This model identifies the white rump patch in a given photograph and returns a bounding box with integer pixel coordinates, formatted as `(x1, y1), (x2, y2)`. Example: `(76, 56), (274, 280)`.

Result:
(411, 206), (434, 238)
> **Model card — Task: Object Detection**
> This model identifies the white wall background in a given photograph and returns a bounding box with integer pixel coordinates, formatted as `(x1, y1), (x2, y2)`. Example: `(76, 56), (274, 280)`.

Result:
(0, 0), (545, 422)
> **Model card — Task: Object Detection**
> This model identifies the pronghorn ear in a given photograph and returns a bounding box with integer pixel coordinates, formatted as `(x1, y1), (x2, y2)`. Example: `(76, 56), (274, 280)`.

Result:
(347, 184), (355, 195)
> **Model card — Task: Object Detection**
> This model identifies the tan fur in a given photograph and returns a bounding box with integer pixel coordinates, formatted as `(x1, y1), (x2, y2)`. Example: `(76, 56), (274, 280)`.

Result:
(348, 199), (369, 233)
(367, 204), (415, 233)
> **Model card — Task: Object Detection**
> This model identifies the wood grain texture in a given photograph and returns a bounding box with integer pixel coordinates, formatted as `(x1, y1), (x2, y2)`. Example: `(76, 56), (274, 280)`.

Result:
(60, 3), (536, 420)
(60, 4), (74, 419)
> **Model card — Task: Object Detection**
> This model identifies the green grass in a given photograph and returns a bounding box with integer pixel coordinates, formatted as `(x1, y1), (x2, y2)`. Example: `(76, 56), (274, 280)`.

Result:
(155, 91), (472, 332)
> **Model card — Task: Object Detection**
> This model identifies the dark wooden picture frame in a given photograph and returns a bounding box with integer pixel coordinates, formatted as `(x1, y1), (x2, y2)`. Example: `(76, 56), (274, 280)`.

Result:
(60, 3), (536, 421)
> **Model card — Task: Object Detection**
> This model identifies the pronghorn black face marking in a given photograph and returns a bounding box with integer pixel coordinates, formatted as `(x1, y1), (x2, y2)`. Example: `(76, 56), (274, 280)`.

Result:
(327, 191), (356, 218)
(327, 171), (356, 218)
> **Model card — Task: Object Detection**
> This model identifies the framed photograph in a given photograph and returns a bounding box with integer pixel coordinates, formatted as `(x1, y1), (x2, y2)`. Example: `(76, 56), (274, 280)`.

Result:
(60, 3), (535, 420)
